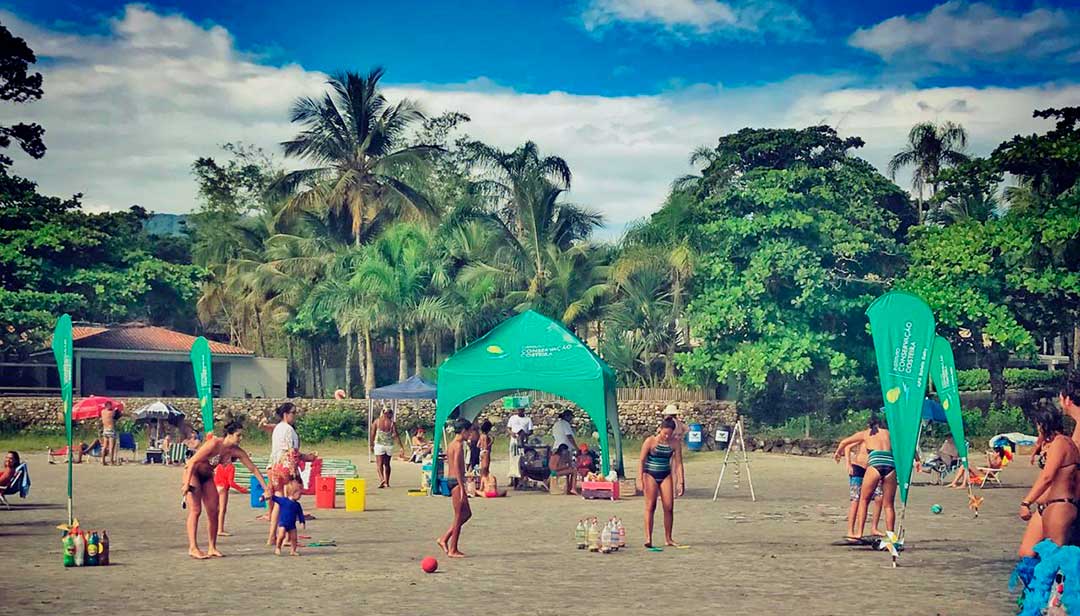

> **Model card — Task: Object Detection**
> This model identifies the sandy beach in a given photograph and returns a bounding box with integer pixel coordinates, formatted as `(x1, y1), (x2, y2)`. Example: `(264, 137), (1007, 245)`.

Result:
(1, 448), (1024, 615)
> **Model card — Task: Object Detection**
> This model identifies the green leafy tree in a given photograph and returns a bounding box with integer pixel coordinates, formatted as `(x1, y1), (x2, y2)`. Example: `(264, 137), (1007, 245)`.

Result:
(888, 121), (969, 224)
(901, 221), (1035, 407)
(0, 172), (203, 358)
(679, 127), (909, 422)
(0, 23), (45, 168)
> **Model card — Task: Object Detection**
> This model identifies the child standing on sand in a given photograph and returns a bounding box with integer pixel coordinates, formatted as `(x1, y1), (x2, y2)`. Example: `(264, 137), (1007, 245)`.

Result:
(272, 479), (306, 556)
(214, 456), (248, 536)
(437, 418), (474, 558)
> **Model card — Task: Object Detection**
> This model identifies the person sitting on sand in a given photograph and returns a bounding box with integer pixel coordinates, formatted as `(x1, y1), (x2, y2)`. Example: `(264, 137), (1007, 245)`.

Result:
(1018, 404), (1079, 557)
(548, 444), (576, 494)
(479, 467), (506, 497)
(272, 478), (306, 557)
(181, 417), (271, 559)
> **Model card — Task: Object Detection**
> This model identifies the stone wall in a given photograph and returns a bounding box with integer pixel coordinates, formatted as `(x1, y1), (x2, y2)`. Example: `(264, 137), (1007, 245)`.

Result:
(0, 396), (738, 439)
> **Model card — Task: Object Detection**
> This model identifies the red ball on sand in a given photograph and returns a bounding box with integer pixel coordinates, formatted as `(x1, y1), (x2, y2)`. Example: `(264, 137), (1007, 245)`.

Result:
(421, 556), (438, 573)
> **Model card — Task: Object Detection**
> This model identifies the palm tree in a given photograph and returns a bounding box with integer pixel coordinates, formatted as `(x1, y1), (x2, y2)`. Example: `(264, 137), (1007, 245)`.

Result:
(349, 223), (433, 381)
(888, 121), (969, 224)
(458, 141), (604, 323)
(277, 68), (438, 245)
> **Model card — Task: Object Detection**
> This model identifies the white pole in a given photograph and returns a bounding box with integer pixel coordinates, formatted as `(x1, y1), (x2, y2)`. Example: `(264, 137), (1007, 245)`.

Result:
(367, 399), (373, 464)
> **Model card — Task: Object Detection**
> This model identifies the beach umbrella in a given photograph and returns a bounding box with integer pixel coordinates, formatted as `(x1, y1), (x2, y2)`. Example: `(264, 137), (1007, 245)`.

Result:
(71, 395), (124, 422)
(132, 401), (185, 425)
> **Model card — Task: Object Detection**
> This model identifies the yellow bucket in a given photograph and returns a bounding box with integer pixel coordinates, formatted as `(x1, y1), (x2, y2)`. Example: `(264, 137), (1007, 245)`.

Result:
(345, 478), (366, 512)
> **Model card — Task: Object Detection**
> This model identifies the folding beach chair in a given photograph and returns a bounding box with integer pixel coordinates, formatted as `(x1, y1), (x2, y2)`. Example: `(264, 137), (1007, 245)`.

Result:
(118, 432), (138, 461)
(48, 442), (101, 464)
(0, 463), (30, 509)
(168, 442), (190, 465)
(976, 466), (1004, 488)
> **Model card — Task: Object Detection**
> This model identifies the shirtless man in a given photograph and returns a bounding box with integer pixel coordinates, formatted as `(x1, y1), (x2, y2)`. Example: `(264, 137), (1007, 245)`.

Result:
(437, 418), (474, 558)
(100, 401), (119, 466)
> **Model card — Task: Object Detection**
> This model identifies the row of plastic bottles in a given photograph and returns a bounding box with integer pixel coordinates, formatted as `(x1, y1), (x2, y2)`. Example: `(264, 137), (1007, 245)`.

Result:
(62, 527), (109, 567)
(575, 517), (626, 553)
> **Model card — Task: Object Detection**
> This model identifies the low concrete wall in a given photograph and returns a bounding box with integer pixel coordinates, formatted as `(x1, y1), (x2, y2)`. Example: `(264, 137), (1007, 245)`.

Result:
(0, 396), (738, 439)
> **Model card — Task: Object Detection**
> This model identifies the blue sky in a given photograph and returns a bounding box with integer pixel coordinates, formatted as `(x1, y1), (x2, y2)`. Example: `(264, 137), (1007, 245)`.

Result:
(1, 1), (1078, 233)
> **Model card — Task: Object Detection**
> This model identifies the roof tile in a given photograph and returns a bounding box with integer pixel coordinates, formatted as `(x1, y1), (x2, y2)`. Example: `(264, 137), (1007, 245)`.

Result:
(73, 325), (252, 355)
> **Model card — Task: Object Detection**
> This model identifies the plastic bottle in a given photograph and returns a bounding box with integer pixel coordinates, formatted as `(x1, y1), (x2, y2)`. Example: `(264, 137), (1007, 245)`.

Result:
(86, 531), (100, 566)
(609, 519), (619, 551)
(617, 518), (627, 548)
(575, 520), (587, 550)
(73, 531), (86, 566)
(62, 532), (75, 567)
(587, 518), (600, 552)
(100, 530), (110, 566)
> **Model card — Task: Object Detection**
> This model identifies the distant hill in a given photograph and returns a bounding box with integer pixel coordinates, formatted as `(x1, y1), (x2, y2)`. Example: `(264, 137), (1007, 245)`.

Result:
(144, 213), (189, 236)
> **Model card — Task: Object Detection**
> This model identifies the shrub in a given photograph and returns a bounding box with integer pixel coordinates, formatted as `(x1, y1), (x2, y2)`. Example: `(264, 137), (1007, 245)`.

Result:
(961, 404), (1030, 439)
(296, 406), (366, 443)
(955, 368), (1063, 392)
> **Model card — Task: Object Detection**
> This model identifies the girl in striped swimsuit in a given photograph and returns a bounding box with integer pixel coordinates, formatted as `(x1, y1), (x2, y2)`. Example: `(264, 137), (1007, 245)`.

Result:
(639, 416), (685, 548)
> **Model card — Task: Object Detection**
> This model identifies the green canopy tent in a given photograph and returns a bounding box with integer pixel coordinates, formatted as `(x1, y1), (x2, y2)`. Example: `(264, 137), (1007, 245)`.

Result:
(430, 311), (624, 490)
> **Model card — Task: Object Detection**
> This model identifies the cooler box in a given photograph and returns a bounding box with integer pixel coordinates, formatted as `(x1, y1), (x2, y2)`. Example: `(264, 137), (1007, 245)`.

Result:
(345, 478), (366, 512)
(687, 423), (704, 451)
(581, 480), (619, 501)
(298, 457), (322, 496)
(315, 476), (336, 509)
(249, 475), (266, 509)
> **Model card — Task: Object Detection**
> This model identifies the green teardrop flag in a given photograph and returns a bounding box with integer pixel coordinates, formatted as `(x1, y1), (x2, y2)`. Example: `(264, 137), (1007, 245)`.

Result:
(866, 291), (936, 505)
(51, 314), (74, 524)
(191, 337), (213, 433)
(930, 335), (968, 469)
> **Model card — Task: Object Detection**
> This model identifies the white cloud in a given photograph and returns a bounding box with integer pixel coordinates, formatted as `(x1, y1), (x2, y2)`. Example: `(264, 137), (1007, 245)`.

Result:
(1, 5), (1078, 240)
(580, 0), (813, 41)
(850, 1), (1080, 70)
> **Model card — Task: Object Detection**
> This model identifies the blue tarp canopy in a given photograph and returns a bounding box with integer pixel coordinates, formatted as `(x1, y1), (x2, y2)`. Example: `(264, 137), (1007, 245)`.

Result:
(921, 398), (947, 423)
(369, 374), (438, 400)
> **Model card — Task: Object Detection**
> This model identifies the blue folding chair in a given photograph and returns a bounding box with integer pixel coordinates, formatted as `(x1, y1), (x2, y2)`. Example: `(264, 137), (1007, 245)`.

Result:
(119, 432), (138, 461)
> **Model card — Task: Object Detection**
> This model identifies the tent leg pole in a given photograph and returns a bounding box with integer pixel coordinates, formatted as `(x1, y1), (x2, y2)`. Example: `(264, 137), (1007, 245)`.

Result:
(367, 400), (372, 464)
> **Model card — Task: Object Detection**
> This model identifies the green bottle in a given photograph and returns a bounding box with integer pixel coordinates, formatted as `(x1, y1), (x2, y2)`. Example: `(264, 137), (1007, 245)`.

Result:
(62, 532), (75, 567)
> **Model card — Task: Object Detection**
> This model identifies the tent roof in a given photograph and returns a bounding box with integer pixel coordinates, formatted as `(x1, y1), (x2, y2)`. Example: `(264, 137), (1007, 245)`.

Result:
(369, 374), (437, 400)
(438, 310), (614, 385)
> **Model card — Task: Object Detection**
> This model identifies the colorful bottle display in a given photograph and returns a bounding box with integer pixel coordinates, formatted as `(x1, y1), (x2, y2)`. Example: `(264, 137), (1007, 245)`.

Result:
(587, 518), (600, 552)
(73, 531), (86, 566)
(100, 530), (110, 566)
(62, 532), (75, 567)
(86, 531), (100, 566)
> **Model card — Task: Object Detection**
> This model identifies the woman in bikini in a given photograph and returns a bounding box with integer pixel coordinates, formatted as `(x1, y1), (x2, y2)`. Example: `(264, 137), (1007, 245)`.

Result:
(832, 433), (884, 541)
(182, 417), (271, 559)
(478, 420), (493, 475)
(841, 413), (898, 543)
(639, 416), (685, 548)
(1018, 406), (1079, 557)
